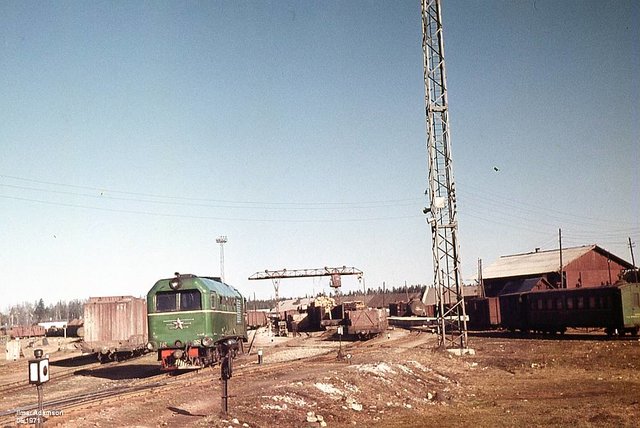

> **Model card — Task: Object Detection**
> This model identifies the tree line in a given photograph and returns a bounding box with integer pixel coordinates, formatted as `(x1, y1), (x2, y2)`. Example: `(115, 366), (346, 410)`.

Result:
(247, 284), (426, 310)
(1, 299), (85, 326)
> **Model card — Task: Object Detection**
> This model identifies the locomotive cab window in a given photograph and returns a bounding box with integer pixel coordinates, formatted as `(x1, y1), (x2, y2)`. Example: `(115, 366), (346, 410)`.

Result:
(180, 290), (202, 311)
(156, 292), (177, 312)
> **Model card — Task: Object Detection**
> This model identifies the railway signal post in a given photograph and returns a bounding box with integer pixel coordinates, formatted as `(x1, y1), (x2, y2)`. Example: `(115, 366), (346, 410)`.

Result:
(219, 342), (234, 415)
(28, 348), (49, 428)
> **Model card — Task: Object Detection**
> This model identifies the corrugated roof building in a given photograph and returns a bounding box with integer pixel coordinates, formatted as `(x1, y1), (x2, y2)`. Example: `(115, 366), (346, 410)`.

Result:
(482, 245), (634, 297)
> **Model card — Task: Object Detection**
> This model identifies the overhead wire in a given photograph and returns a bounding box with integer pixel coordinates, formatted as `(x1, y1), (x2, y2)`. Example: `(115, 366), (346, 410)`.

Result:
(1, 173), (637, 237)
(0, 174), (418, 208)
(0, 194), (420, 223)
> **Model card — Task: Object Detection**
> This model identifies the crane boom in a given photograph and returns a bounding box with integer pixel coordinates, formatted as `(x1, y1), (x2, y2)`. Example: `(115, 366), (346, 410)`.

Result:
(248, 266), (363, 280)
(248, 266), (363, 316)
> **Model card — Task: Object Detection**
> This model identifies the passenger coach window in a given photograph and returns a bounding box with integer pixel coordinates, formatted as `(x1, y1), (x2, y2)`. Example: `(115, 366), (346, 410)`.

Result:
(180, 290), (202, 311)
(156, 292), (176, 312)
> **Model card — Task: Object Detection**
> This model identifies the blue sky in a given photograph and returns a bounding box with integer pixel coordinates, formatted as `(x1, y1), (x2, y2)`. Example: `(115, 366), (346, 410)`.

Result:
(1, 0), (638, 308)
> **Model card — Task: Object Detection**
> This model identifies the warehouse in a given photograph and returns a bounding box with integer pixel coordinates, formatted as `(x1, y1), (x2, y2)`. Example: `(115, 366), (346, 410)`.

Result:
(482, 245), (634, 297)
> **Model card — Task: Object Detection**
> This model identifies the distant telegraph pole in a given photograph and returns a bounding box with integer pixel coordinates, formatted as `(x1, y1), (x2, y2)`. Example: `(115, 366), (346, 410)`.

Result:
(629, 237), (639, 283)
(559, 228), (563, 288)
(216, 236), (228, 283)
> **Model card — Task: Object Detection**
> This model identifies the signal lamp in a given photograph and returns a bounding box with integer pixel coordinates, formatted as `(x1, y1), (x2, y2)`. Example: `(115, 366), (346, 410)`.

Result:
(28, 349), (49, 385)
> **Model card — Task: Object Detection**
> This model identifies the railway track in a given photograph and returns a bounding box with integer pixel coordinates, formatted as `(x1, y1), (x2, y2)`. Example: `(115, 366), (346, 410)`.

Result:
(0, 345), (339, 425)
(0, 352), (150, 398)
(0, 362), (103, 396)
(0, 333), (404, 425)
(0, 365), (191, 425)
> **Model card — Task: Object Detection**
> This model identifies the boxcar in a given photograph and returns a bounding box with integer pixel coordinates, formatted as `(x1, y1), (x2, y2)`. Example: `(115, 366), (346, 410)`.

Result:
(80, 296), (148, 362)
(466, 296), (501, 330)
(146, 273), (247, 370)
(344, 308), (388, 339)
(245, 310), (269, 329)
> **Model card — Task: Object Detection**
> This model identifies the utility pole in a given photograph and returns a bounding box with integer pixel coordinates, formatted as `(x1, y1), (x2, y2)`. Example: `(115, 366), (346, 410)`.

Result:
(477, 259), (484, 298)
(559, 228), (564, 288)
(216, 236), (228, 283)
(629, 237), (639, 283)
(420, 0), (468, 350)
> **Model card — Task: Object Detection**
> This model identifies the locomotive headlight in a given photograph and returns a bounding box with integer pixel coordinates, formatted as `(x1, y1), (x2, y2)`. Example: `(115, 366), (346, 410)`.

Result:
(169, 278), (181, 290)
(173, 349), (184, 359)
(202, 336), (214, 347)
(146, 342), (156, 351)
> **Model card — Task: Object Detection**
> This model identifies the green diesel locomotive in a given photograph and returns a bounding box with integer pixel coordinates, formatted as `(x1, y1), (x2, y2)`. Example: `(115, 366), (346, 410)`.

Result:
(146, 273), (247, 370)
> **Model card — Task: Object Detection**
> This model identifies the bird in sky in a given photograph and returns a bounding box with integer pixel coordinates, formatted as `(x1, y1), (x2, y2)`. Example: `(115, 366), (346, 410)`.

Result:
(493, 166), (500, 172)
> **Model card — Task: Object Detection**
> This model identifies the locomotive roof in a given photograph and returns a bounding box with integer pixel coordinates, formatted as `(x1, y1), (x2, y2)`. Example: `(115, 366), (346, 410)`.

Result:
(149, 275), (242, 298)
(198, 277), (243, 298)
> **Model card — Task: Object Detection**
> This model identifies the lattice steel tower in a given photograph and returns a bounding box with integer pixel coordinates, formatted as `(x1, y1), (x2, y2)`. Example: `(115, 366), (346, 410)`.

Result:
(420, 0), (468, 350)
